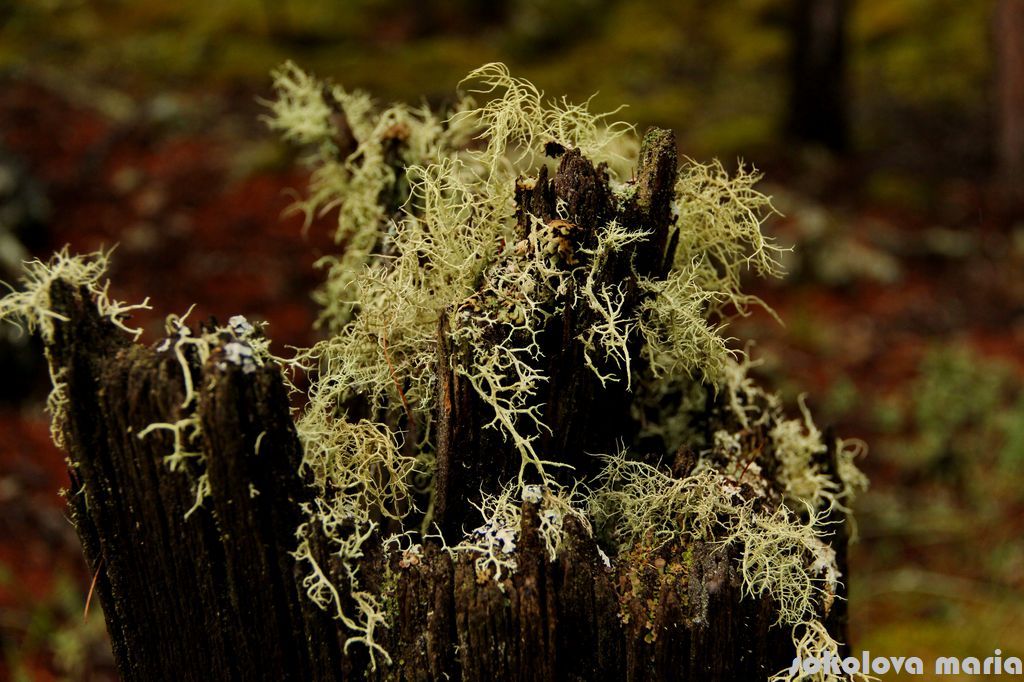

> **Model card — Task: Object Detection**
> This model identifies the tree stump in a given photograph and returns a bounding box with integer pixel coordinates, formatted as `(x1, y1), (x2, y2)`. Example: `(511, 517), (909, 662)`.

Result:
(35, 126), (852, 681)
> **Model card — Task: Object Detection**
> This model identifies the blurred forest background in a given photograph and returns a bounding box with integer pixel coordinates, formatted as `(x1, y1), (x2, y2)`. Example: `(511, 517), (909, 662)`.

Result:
(0, 1), (1022, 679)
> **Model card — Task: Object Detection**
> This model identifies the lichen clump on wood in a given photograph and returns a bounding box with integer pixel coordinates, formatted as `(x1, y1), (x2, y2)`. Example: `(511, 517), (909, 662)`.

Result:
(263, 61), (867, 677)
(266, 61), (784, 483)
(1, 62), (869, 679)
(138, 309), (276, 517)
(0, 247), (151, 447)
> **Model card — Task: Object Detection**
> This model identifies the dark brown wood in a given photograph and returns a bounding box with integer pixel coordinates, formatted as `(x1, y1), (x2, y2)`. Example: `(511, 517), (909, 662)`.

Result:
(50, 279), (339, 681)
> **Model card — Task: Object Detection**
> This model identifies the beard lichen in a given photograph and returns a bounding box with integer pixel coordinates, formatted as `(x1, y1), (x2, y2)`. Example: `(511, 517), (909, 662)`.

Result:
(136, 308), (278, 519)
(0, 62), (870, 674)
(262, 61), (866, 671)
(771, 620), (877, 682)
(0, 247), (151, 448)
(0, 246), (150, 345)
(444, 481), (592, 588)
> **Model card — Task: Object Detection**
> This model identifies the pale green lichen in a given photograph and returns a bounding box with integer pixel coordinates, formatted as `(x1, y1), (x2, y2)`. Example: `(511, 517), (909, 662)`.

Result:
(0, 247), (151, 447)
(136, 309), (278, 518)
(137, 417), (203, 471)
(264, 60), (473, 331)
(589, 446), (849, 673)
(266, 62), (652, 490)
(772, 398), (847, 512)
(589, 452), (745, 549)
(447, 481), (591, 586)
(449, 62), (638, 183)
(286, 352), (421, 670)
(292, 520), (392, 669)
(577, 221), (651, 388)
(728, 504), (839, 626)
(266, 62), (785, 498)
(261, 63), (865, 666)
(588, 354), (868, 667)
(636, 265), (732, 381)
(0, 246), (151, 344)
(298, 415), (419, 522)
(770, 620), (877, 682)
(671, 158), (785, 317)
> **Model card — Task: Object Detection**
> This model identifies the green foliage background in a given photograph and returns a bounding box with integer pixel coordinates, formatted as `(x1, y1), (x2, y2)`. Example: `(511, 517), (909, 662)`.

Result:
(0, 0), (995, 161)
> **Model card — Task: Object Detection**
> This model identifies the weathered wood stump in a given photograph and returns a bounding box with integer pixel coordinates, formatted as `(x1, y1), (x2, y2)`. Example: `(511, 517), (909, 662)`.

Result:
(39, 127), (849, 681)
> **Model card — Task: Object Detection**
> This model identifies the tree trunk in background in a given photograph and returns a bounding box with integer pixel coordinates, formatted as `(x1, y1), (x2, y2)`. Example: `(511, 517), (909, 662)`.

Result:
(42, 129), (850, 681)
(996, 0), (1024, 208)
(788, 0), (851, 152)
